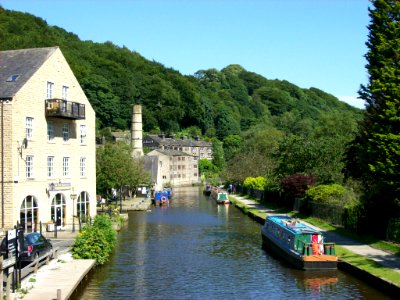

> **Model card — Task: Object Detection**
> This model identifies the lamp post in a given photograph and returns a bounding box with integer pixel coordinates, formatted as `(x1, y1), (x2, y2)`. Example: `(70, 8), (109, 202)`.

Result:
(70, 192), (77, 233)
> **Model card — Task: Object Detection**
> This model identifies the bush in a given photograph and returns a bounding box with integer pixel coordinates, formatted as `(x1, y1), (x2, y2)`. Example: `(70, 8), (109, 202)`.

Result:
(72, 214), (117, 265)
(243, 176), (267, 190)
(305, 184), (345, 203)
(342, 202), (365, 232)
(305, 183), (358, 206)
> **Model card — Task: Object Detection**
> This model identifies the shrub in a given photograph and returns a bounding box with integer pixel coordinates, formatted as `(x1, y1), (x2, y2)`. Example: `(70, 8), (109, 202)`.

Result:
(305, 184), (345, 203)
(72, 214), (117, 265)
(280, 173), (316, 209)
(305, 183), (359, 206)
(243, 176), (267, 190)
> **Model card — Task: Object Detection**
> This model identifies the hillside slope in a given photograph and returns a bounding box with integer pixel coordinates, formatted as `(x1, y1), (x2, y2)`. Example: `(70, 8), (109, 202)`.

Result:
(0, 7), (360, 139)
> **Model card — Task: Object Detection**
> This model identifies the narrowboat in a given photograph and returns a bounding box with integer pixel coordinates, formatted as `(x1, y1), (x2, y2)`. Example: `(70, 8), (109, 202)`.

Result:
(203, 184), (212, 196)
(154, 191), (169, 206)
(211, 188), (230, 204)
(163, 187), (173, 199)
(261, 215), (337, 270)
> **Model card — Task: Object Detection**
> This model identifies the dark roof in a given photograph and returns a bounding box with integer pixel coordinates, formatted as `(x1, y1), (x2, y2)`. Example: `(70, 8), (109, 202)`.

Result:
(0, 47), (58, 99)
(144, 134), (212, 147)
(152, 149), (194, 157)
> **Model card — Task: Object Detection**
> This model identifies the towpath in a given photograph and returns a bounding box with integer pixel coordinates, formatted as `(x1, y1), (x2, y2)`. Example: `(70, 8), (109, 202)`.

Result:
(230, 195), (400, 273)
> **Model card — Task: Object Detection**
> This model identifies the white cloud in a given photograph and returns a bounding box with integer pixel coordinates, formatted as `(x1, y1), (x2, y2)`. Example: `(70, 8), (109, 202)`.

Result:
(338, 96), (365, 109)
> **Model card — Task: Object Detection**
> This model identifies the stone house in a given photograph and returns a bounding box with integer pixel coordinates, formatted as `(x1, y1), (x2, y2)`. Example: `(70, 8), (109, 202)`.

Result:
(0, 47), (96, 233)
(143, 134), (213, 160)
(144, 149), (199, 191)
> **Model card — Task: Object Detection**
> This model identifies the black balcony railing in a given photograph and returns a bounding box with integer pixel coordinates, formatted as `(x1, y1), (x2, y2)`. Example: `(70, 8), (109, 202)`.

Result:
(45, 99), (85, 120)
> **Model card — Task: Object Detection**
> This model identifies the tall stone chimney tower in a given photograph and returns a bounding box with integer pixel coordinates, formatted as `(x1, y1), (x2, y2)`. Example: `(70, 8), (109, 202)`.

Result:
(131, 104), (144, 158)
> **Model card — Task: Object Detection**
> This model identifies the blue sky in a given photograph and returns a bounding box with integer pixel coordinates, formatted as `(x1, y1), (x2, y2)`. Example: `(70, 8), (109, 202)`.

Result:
(1, 0), (370, 108)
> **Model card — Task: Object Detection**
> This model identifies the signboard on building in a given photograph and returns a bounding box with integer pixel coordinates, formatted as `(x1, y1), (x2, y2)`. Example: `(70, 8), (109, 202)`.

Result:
(48, 182), (71, 191)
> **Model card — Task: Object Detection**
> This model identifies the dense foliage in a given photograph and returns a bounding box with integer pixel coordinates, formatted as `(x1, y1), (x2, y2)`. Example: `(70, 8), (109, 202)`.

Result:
(96, 142), (150, 197)
(243, 176), (268, 191)
(72, 215), (117, 265)
(345, 0), (400, 236)
(1, 7), (376, 232)
(0, 7), (359, 142)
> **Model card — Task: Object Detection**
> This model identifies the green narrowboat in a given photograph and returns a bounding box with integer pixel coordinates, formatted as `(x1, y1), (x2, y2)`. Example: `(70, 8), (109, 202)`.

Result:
(261, 215), (337, 270)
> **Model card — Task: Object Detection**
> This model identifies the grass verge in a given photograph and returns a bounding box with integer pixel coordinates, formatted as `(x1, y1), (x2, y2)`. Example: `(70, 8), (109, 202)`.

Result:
(229, 194), (400, 288)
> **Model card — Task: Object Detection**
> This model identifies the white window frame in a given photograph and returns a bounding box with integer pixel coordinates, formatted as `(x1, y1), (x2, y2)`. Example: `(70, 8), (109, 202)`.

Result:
(63, 157), (69, 177)
(47, 122), (54, 142)
(80, 125), (86, 144)
(80, 157), (86, 177)
(26, 117), (33, 140)
(62, 85), (69, 100)
(47, 156), (54, 178)
(26, 155), (33, 178)
(47, 81), (54, 99)
(62, 124), (69, 142)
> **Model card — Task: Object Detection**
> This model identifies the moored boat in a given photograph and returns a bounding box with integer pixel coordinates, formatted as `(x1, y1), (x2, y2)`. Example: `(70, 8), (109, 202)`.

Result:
(261, 215), (337, 270)
(211, 188), (230, 204)
(154, 191), (169, 206)
(203, 184), (212, 196)
(163, 187), (173, 199)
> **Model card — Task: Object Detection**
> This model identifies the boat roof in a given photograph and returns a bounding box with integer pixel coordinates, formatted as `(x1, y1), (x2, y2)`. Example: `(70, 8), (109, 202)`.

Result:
(266, 215), (321, 235)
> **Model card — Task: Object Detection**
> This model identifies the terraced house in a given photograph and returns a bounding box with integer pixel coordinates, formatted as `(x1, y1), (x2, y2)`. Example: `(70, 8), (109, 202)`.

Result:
(0, 47), (96, 234)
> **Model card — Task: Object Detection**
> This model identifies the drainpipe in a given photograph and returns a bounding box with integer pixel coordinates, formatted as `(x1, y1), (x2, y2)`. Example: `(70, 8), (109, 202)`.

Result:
(1, 98), (11, 230)
(1, 100), (4, 228)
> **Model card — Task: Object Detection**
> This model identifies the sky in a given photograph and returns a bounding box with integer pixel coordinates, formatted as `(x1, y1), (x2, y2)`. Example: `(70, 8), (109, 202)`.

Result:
(1, 0), (371, 108)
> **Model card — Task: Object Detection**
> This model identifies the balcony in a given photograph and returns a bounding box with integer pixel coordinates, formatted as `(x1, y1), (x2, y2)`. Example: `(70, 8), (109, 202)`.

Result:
(45, 99), (85, 120)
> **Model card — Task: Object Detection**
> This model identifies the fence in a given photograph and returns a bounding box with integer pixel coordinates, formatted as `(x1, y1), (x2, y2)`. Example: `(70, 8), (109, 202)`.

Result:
(387, 218), (400, 243)
(1, 247), (57, 300)
(309, 201), (344, 226)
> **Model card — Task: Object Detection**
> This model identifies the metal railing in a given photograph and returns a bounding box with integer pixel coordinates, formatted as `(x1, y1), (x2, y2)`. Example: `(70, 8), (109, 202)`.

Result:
(297, 240), (336, 256)
(1, 248), (58, 299)
(45, 99), (85, 119)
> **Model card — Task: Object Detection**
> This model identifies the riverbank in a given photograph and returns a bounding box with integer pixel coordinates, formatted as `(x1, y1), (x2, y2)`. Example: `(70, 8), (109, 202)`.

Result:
(10, 197), (149, 299)
(229, 194), (400, 297)
(13, 252), (95, 300)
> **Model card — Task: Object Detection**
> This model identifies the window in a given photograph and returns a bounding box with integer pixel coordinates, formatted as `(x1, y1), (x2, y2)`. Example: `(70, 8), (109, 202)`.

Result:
(7, 74), (21, 82)
(20, 196), (38, 233)
(47, 122), (54, 141)
(77, 191), (90, 223)
(47, 156), (54, 178)
(62, 124), (69, 142)
(63, 157), (69, 177)
(62, 85), (69, 100)
(80, 157), (86, 177)
(80, 125), (86, 144)
(47, 81), (54, 99)
(26, 117), (33, 140)
(61, 100), (67, 113)
(26, 155), (33, 178)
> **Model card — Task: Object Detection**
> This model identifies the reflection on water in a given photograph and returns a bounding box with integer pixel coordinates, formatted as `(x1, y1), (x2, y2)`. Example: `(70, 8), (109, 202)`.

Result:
(75, 186), (390, 300)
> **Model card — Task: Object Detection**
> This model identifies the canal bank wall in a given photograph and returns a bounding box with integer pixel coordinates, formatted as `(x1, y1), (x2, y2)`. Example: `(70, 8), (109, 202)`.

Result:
(11, 198), (150, 300)
(229, 195), (400, 298)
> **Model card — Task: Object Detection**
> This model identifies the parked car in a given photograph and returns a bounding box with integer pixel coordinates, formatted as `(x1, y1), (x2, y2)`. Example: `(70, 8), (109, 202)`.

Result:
(1, 232), (53, 262)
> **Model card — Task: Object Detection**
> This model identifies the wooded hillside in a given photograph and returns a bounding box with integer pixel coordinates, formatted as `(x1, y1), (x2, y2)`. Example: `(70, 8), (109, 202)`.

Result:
(0, 7), (360, 140)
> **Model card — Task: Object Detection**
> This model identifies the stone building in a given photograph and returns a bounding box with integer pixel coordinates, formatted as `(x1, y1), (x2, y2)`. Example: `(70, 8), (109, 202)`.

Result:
(145, 149), (199, 191)
(0, 47), (96, 233)
(143, 134), (213, 160)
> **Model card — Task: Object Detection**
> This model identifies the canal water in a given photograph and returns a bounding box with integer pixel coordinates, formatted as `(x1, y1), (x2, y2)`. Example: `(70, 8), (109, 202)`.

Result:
(76, 186), (390, 300)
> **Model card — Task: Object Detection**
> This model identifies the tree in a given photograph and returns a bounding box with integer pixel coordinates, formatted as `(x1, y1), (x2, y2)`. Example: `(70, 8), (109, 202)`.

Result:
(345, 0), (400, 236)
(222, 134), (243, 162)
(96, 142), (150, 197)
(211, 138), (225, 171)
